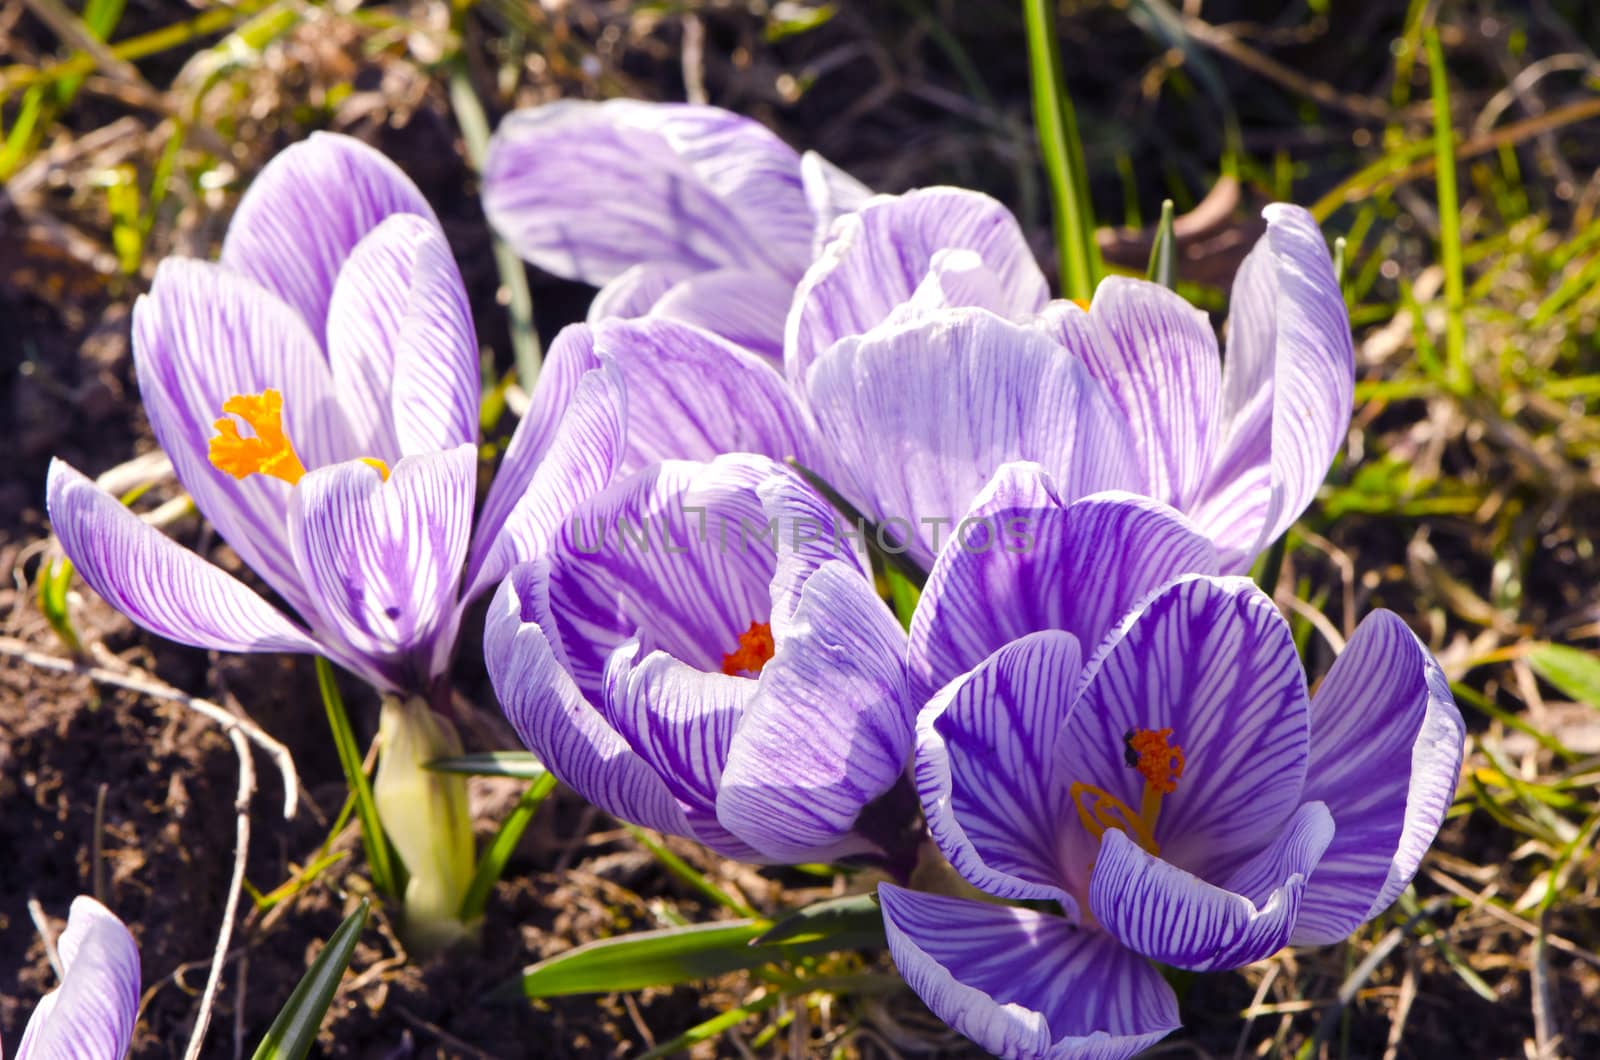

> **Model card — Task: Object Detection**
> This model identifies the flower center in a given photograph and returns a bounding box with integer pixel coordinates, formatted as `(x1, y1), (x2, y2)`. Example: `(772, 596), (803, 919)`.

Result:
(721, 620), (774, 677)
(1069, 727), (1186, 857)
(208, 388), (388, 484)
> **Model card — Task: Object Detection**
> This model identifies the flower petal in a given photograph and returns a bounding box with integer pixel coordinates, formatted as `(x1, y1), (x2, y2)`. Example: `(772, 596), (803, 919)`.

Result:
(219, 132), (436, 341)
(804, 308), (1143, 566)
(325, 213), (479, 460)
(1191, 205), (1354, 564)
(131, 258), (354, 619)
(1057, 576), (1310, 886)
(717, 560), (911, 863)
(288, 445), (476, 688)
(485, 565), (694, 837)
(1035, 279), (1223, 513)
(800, 150), (871, 255)
(1291, 611), (1464, 944)
(16, 896), (140, 1060)
(879, 885), (1180, 1060)
(648, 267), (795, 363)
(464, 352), (626, 601)
(786, 188), (1050, 383)
(46, 460), (319, 656)
(601, 642), (764, 860)
(909, 467), (1219, 704)
(483, 100), (811, 285)
(589, 262), (700, 321)
(916, 630), (1083, 907)
(1089, 801), (1333, 972)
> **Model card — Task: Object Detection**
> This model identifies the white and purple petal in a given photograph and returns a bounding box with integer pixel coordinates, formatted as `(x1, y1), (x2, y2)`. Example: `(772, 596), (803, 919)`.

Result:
(219, 132), (436, 340)
(287, 445), (476, 688)
(916, 630), (1083, 908)
(786, 188), (1050, 383)
(46, 460), (319, 657)
(1088, 801), (1333, 972)
(879, 886), (1180, 1060)
(804, 308), (1143, 566)
(15, 896), (140, 1060)
(483, 100), (812, 285)
(324, 213), (479, 460)
(717, 560), (910, 863)
(1190, 205), (1353, 566)
(485, 564), (696, 838)
(800, 150), (872, 255)
(1291, 611), (1464, 944)
(909, 468), (1219, 704)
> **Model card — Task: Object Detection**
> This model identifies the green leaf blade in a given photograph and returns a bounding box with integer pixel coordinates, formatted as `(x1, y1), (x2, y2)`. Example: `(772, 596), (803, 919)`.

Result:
(251, 899), (369, 1060)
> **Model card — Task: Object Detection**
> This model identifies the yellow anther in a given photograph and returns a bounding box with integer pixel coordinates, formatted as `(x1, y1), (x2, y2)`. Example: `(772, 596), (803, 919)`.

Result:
(721, 621), (774, 677)
(208, 389), (306, 485)
(359, 457), (391, 481)
(1069, 297), (1092, 312)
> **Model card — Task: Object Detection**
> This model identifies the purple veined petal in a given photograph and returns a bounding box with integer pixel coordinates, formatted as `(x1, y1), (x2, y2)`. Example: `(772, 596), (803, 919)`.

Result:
(649, 267), (795, 364)
(288, 445), (476, 690)
(485, 564), (695, 838)
(541, 456), (781, 700)
(220, 132), (437, 342)
(803, 307), (1144, 567)
(801, 150), (872, 256)
(483, 100), (812, 286)
(600, 641), (766, 861)
(717, 560), (911, 863)
(785, 187), (1050, 384)
(1190, 205), (1354, 566)
(1090, 801), (1332, 972)
(16, 896), (140, 1060)
(1034, 279), (1223, 513)
(325, 214), (479, 461)
(756, 465), (872, 631)
(915, 630), (1083, 908)
(909, 465), (1220, 705)
(1056, 576), (1310, 889)
(877, 248), (1015, 330)
(1291, 611), (1464, 945)
(463, 356), (626, 601)
(589, 262), (700, 321)
(468, 325), (603, 582)
(591, 316), (818, 474)
(879, 885), (1181, 1060)
(132, 258), (358, 622)
(46, 460), (320, 657)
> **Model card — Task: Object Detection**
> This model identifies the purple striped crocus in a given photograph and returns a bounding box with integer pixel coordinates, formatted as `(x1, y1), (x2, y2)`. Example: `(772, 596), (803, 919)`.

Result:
(12, 897), (140, 1060)
(483, 100), (869, 362)
(878, 467), (1464, 1059)
(46, 133), (624, 699)
(483, 453), (913, 864)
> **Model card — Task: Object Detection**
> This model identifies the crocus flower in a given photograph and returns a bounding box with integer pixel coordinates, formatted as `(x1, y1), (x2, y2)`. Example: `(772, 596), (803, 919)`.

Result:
(878, 470), (1464, 1059)
(483, 453), (911, 864)
(13, 897), (140, 1060)
(483, 100), (869, 360)
(789, 193), (1353, 568)
(46, 132), (623, 697)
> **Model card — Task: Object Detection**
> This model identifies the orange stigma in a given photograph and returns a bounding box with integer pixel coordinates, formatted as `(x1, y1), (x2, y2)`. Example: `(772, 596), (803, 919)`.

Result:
(721, 621), (774, 677)
(208, 389), (306, 485)
(1070, 727), (1187, 857)
(209, 389), (389, 485)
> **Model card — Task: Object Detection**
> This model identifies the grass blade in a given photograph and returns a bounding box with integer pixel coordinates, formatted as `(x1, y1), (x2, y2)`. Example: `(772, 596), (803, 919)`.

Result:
(458, 771), (557, 921)
(1145, 199), (1177, 288)
(314, 658), (401, 900)
(1424, 28), (1468, 394)
(624, 824), (757, 918)
(251, 899), (369, 1060)
(427, 750), (548, 779)
(1022, 0), (1101, 300)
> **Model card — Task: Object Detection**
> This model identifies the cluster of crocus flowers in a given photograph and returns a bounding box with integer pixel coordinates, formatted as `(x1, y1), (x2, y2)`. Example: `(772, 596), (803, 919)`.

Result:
(10, 897), (140, 1060)
(44, 99), (1465, 1057)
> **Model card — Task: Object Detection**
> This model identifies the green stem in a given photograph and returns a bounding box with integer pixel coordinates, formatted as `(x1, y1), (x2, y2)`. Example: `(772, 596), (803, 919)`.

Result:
(314, 658), (401, 900)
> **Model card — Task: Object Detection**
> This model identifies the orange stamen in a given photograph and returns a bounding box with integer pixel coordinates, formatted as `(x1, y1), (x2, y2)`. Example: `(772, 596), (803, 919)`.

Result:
(208, 389), (306, 485)
(1069, 297), (1092, 312)
(721, 621), (774, 677)
(1071, 727), (1187, 857)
